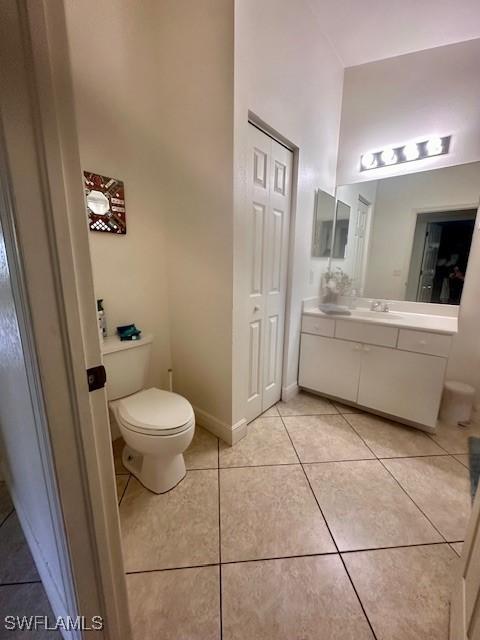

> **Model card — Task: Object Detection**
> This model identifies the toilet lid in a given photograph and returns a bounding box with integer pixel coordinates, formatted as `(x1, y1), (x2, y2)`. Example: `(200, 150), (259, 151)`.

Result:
(118, 388), (194, 435)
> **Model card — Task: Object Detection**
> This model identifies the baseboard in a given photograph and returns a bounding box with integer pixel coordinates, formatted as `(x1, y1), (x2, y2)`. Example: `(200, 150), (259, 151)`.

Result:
(193, 406), (247, 446)
(281, 382), (299, 402)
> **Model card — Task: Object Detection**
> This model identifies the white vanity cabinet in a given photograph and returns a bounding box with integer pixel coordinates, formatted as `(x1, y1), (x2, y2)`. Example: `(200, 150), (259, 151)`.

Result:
(299, 314), (452, 430)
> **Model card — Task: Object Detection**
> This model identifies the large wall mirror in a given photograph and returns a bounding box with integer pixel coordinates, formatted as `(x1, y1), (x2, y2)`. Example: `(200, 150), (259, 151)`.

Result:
(314, 161), (479, 305)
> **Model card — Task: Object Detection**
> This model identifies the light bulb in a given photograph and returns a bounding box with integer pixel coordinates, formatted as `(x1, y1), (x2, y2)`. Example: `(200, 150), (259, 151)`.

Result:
(426, 137), (443, 156)
(381, 148), (396, 165)
(403, 142), (419, 161)
(361, 152), (376, 170)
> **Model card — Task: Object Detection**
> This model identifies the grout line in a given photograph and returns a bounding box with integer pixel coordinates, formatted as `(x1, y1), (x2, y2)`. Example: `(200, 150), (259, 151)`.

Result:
(342, 414), (450, 543)
(124, 538), (460, 576)
(0, 507), (14, 530)
(278, 412), (378, 640)
(118, 474), (131, 507)
(217, 436), (223, 640)
(0, 579), (42, 588)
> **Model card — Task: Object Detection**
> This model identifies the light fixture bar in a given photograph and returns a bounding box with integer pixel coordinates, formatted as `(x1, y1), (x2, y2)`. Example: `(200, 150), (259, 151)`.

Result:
(360, 135), (451, 171)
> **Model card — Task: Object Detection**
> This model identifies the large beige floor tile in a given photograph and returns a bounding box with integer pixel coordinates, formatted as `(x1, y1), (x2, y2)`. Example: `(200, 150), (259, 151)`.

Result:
(345, 413), (446, 458)
(450, 542), (463, 556)
(454, 454), (470, 469)
(120, 471), (219, 571)
(383, 456), (471, 541)
(219, 417), (297, 467)
(222, 555), (373, 640)
(429, 421), (480, 454)
(305, 460), (442, 551)
(127, 566), (220, 640)
(333, 402), (364, 414)
(284, 414), (375, 463)
(0, 513), (39, 583)
(220, 465), (334, 562)
(276, 391), (338, 416)
(344, 544), (456, 640)
(0, 483), (13, 526)
(262, 404), (279, 417)
(0, 583), (61, 639)
(184, 426), (218, 470)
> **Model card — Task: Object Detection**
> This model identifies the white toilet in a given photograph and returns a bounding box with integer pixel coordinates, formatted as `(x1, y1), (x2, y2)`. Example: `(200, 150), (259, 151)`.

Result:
(102, 333), (195, 493)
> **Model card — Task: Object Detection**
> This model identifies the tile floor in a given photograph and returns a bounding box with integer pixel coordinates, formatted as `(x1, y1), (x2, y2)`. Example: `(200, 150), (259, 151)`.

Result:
(114, 392), (476, 640)
(0, 482), (60, 639)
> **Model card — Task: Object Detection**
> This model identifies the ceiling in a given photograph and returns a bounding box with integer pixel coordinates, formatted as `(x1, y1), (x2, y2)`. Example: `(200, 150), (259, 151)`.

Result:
(309, 0), (480, 67)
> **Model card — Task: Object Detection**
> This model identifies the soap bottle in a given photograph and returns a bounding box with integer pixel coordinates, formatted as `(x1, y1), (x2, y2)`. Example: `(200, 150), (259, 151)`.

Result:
(97, 299), (107, 339)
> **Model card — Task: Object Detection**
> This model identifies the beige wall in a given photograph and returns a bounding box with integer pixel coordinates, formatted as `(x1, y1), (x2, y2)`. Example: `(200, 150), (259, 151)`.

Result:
(66, 0), (235, 429)
(149, 0), (235, 427)
(233, 0), (344, 417)
(65, 0), (172, 390)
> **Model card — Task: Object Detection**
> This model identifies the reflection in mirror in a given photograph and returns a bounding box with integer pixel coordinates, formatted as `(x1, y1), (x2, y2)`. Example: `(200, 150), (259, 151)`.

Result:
(332, 200), (351, 259)
(312, 189), (335, 258)
(335, 161), (480, 305)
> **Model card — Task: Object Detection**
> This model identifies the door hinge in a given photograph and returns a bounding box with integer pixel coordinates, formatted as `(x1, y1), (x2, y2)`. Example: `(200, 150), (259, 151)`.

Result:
(86, 365), (106, 392)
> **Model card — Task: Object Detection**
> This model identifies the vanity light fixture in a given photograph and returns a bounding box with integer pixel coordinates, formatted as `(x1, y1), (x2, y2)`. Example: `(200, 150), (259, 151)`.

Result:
(360, 135), (451, 171)
(381, 148), (396, 165)
(360, 152), (377, 170)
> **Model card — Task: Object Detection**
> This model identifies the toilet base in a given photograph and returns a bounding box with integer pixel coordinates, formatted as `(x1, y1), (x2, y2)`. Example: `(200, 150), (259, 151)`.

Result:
(122, 445), (186, 494)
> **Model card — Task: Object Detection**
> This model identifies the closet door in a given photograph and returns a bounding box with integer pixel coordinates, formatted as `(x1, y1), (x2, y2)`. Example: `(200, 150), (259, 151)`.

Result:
(245, 124), (292, 421)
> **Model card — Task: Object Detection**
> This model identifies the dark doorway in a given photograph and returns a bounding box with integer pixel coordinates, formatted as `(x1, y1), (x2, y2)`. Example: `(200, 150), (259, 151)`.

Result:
(407, 209), (476, 304)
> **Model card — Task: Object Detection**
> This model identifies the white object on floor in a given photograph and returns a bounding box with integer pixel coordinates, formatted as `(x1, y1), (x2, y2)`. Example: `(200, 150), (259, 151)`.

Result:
(440, 380), (475, 426)
(102, 334), (195, 493)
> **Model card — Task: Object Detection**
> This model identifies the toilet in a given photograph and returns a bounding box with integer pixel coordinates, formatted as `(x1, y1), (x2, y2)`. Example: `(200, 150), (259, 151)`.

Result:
(102, 333), (195, 493)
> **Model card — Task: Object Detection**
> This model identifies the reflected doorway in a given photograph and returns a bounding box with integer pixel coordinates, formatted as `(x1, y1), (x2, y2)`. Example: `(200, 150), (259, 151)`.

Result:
(406, 209), (476, 304)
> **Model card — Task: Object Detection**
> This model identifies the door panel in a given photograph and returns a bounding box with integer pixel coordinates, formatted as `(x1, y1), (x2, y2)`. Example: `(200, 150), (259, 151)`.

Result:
(250, 203), (265, 295)
(245, 125), (292, 420)
(358, 346), (446, 427)
(299, 334), (362, 403)
(248, 320), (262, 401)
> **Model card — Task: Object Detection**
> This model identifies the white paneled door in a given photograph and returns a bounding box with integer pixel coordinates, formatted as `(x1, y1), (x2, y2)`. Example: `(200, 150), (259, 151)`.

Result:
(245, 124), (293, 422)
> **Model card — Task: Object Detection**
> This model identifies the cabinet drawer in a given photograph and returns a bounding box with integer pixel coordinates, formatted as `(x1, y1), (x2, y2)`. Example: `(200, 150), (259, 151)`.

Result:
(397, 329), (452, 357)
(335, 320), (398, 347)
(301, 314), (335, 337)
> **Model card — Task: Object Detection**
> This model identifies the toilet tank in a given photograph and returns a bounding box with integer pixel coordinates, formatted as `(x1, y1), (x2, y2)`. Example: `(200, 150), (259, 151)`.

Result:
(101, 334), (153, 400)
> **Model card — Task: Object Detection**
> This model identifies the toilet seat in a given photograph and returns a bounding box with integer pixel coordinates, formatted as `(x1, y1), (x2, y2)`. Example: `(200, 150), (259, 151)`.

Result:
(117, 388), (194, 436)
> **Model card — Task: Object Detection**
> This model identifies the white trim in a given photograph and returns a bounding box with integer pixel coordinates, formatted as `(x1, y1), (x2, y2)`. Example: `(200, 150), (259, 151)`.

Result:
(0, 1), (131, 637)
(281, 382), (299, 402)
(193, 406), (247, 445)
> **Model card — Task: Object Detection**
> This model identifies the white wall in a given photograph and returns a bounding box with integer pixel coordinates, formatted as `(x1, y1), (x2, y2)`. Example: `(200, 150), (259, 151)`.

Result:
(65, 0), (172, 391)
(337, 39), (480, 185)
(363, 163), (480, 300)
(233, 0), (344, 419)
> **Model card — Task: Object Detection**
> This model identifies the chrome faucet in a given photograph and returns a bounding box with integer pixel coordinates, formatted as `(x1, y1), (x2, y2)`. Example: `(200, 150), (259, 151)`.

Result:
(370, 300), (389, 312)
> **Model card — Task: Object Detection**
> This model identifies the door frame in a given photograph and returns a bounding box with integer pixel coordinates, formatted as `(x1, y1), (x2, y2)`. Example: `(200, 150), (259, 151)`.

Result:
(245, 114), (298, 417)
(0, 1), (130, 637)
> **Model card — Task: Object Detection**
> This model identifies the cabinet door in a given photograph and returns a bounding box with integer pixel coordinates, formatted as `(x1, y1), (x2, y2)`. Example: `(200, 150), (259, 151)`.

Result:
(299, 334), (362, 402)
(358, 346), (446, 427)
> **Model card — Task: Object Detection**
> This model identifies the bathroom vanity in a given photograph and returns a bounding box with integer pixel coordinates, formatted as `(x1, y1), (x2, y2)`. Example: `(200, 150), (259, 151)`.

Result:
(299, 304), (458, 431)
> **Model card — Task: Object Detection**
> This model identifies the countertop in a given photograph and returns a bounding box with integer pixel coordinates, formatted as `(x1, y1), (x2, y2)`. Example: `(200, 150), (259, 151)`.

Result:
(302, 307), (458, 335)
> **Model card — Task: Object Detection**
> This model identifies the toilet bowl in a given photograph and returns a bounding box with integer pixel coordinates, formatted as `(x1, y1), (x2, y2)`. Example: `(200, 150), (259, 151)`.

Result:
(101, 333), (195, 494)
(111, 388), (195, 493)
